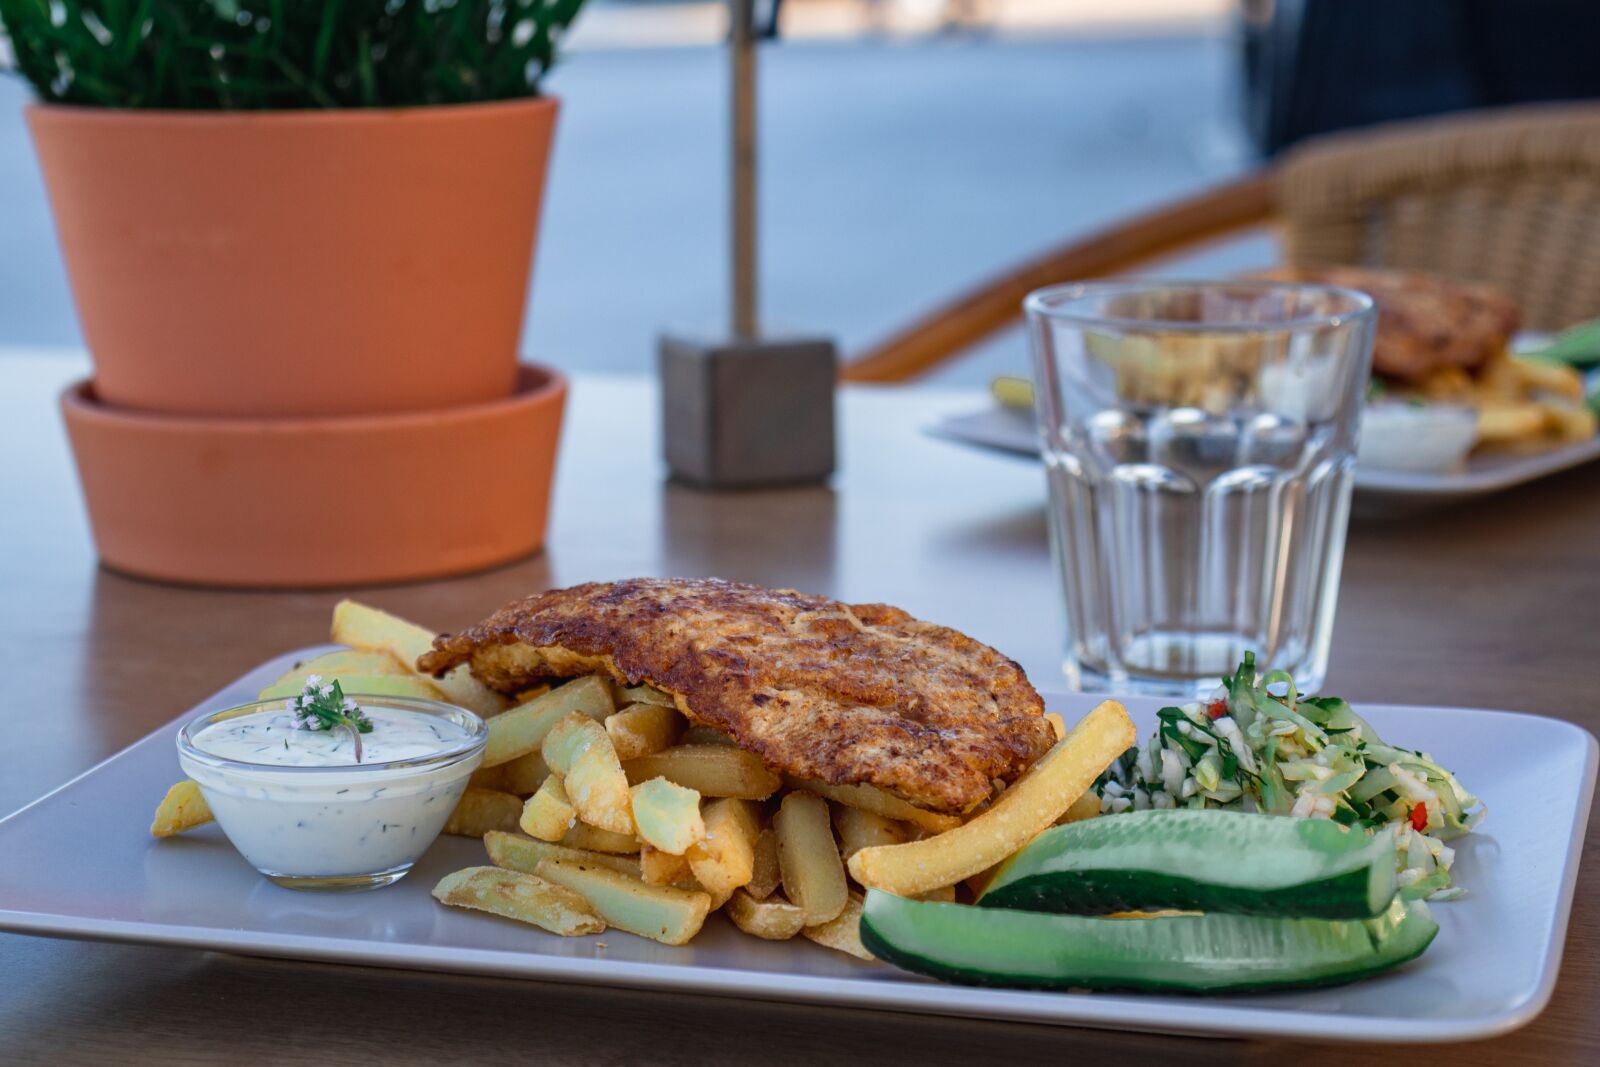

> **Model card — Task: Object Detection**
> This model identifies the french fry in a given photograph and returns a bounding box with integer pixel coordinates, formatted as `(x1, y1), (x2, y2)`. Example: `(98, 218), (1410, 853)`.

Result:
(847, 700), (1136, 896)
(1056, 789), (1102, 825)
(520, 775), (575, 842)
(562, 821), (641, 854)
(619, 683), (678, 708)
(629, 777), (705, 855)
(1543, 400), (1599, 443)
(788, 778), (960, 834)
(725, 888), (806, 940)
(484, 830), (641, 879)
(1511, 356), (1586, 402)
(686, 797), (762, 897)
(775, 791), (849, 926)
(639, 844), (693, 886)
(624, 745), (780, 799)
(746, 829), (782, 900)
(500, 750), (551, 796)
(483, 676), (613, 768)
(543, 713), (634, 834)
(681, 724), (735, 746)
(1475, 401), (1548, 445)
(832, 804), (909, 862)
(802, 893), (873, 961)
(151, 780), (213, 837)
(444, 787), (523, 837)
(535, 859), (712, 946)
(432, 866), (603, 936)
(1045, 712), (1067, 741)
(469, 764), (508, 791)
(918, 883), (957, 903)
(605, 703), (685, 761)
(331, 600), (507, 717)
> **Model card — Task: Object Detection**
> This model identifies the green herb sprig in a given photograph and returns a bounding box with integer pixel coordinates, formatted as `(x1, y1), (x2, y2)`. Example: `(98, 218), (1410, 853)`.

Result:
(0, 0), (587, 110)
(291, 676), (373, 763)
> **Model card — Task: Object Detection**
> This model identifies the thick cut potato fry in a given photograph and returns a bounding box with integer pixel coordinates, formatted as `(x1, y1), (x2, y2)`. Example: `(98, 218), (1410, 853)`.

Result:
(1475, 401), (1549, 444)
(620, 683), (678, 708)
(536, 859), (711, 946)
(444, 788), (523, 837)
(605, 703), (685, 761)
(562, 821), (641, 854)
(1056, 790), (1102, 825)
(1045, 712), (1067, 741)
(687, 797), (762, 896)
(258, 649), (449, 701)
(726, 888), (806, 940)
(484, 830), (641, 879)
(787, 778), (960, 834)
(543, 713), (634, 834)
(469, 764), (508, 791)
(802, 893), (873, 961)
(918, 883), (957, 903)
(624, 745), (780, 799)
(775, 791), (849, 925)
(432, 866), (603, 936)
(629, 777), (705, 855)
(500, 750), (551, 796)
(520, 775), (576, 842)
(746, 828), (782, 900)
(832, 804), (909, 861)
(483, 677), (614, 768)
(847, 700), (1136, 896)
(1512, 356), (1586, 402)
(639, 844), (693, 886)
(151, 780), (213, 837)
(1544, 400), (1599, 443)
(331, 600), (507, 717)
(681, 724), (735, 746)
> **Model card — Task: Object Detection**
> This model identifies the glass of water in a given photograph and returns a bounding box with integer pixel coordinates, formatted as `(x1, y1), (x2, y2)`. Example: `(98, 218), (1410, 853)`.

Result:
(1027, 280), (1376, 697)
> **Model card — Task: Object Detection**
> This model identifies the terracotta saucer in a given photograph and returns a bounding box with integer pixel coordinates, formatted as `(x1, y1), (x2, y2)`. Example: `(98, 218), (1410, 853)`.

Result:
(61, 364), (566, 588)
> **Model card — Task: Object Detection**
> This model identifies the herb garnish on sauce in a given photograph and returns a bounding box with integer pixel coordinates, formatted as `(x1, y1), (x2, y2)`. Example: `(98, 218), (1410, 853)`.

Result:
(290, 676), (374, 763)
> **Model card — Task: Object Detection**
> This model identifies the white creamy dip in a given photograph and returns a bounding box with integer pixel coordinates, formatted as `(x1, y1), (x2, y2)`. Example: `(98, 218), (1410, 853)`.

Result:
(178, 699), (485, 889)
(192, 708), (470, 767)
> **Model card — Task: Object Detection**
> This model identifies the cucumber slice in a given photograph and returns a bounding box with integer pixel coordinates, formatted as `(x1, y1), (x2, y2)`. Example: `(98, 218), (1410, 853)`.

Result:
(860, 892), (1437, 994)
(980, 810), (1397, 920)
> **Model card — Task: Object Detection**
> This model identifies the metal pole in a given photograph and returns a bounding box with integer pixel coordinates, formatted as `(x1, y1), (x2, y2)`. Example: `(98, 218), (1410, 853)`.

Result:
(730, 0), (758, 340)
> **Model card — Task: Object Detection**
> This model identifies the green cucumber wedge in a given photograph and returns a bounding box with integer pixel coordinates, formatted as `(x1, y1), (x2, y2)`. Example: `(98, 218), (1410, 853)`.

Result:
(860, 891), (1438, 994)
(980, 810), (1398, 920)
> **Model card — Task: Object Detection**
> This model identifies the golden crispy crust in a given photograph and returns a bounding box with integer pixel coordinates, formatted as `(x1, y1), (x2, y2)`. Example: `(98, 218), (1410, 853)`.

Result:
(420, 578), (1053, 814)
(1252, 266), (1519, 382)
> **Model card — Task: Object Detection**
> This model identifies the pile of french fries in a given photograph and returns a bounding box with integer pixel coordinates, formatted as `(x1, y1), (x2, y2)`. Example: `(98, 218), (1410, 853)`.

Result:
(1395, 352), (1596, 453)
(154, 600), (1139, 960)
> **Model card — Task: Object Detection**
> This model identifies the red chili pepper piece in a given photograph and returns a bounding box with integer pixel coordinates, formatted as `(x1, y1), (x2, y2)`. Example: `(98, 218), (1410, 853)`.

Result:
(1206, 700), (1228, 720)
(1410, 802), (1428, 831)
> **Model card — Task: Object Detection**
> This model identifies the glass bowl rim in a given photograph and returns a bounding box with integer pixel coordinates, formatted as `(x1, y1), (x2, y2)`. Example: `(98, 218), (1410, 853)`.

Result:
(1023, 279), (1377, 334)
(177, 694), (487, 775)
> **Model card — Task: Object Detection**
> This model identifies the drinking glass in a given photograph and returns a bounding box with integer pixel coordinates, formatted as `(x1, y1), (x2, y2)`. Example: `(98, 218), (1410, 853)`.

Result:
(1026, 280), (1376, 697)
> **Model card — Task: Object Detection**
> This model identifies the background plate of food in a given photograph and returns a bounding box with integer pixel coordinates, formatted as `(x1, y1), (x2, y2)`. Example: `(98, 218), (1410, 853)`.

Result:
(929, 269), (1600, 514)
(0, 586), (1592, 1044)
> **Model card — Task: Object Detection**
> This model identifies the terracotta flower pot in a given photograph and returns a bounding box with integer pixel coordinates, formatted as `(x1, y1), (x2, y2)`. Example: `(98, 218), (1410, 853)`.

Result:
(61, 364), (567, 588)
(29, 97), (558, 418)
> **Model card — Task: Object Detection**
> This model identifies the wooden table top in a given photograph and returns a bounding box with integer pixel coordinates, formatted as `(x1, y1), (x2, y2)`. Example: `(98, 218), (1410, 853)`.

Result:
(2, 352), (1596, 1066)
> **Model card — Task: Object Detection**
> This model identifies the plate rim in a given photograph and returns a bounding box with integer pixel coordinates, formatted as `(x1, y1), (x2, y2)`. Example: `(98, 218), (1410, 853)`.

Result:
(924, 407), (1600, 499)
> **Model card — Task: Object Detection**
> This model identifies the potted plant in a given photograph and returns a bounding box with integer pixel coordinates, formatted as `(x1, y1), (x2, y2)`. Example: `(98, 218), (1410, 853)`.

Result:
(2, 0), (584, 417)
(1, 0), (586, 586)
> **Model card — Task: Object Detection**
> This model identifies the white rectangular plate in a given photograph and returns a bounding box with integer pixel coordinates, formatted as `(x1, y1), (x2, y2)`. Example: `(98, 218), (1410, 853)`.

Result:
(1, 649), (1593, 1044)
(927, 405), (1600, 513)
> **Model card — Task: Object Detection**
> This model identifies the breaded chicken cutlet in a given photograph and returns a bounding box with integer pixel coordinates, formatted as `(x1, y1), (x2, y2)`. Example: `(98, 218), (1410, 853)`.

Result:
(419, 578), (1054, 814)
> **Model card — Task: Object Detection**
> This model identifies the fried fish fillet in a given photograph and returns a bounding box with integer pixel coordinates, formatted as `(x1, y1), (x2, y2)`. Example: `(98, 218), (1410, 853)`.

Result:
(1252, 265), (1520, 383)
(419, 578), (1053, 814)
